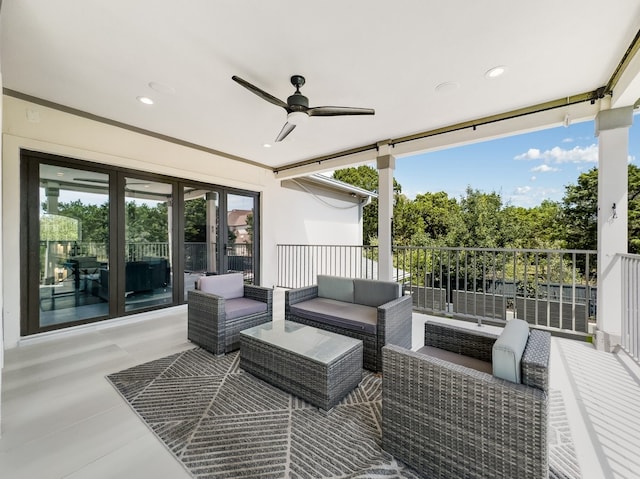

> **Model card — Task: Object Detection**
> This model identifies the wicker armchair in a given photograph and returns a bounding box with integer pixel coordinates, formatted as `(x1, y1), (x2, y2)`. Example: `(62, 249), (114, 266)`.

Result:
(187, 273), (273, 355)
(382, 320), (551, 479)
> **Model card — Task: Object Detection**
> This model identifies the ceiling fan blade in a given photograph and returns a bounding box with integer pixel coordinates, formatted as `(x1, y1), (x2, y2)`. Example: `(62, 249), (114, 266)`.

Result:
(275, 122), (296, 142)
(232, 75), (288, 109)
(307, 106), (375, 117)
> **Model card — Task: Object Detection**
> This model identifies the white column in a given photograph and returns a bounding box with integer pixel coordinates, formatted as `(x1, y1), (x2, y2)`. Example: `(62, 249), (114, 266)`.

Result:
(594, 106), (633, 351)
(377, 145), (395, 281)
(206, 192), (218, 273)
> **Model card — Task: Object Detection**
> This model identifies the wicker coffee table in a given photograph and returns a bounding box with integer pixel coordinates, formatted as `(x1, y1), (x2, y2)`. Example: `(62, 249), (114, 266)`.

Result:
(240, 321), (363, 412)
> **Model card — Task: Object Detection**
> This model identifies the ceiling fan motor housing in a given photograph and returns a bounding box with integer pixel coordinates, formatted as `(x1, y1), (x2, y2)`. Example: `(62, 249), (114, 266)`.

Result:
(287, 92), (309, 110)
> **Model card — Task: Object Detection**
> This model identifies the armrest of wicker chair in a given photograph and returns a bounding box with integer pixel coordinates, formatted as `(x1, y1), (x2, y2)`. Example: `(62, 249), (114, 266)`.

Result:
(187, 289), (226, 354)
(521, 329), (551, 393)
(382, 343), (549, 479)
(284, 285), (318, 317)
(376, 295), (413, 369)
(244, 284), (274, 312)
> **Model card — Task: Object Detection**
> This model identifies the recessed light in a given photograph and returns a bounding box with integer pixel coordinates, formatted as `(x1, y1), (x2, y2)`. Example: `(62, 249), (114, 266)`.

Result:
(435, 81), (460, 93)
(263, 143), (272, 148)
(149, 82), (176, 94)
(485, 66), (507, 79)
(137, 96), (154, 105)
(56, 172), (64, 177)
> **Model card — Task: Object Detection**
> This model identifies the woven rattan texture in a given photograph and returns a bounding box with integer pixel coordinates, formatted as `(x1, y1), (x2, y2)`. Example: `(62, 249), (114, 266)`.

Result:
(240, 332), (363, 411)
(187, 284), (273, 355)
(285, 285), (412, 371)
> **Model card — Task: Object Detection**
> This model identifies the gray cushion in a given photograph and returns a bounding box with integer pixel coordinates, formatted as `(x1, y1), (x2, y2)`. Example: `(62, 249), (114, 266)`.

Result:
(317, 275), (355, 303)
(198, 272), (244, 299)
(290, 297), (377, 335)
(417, 345), (493, 375)
(353, 278), (401, 307)
(225, 297), (268, 320)
(492, 319), (530, 383)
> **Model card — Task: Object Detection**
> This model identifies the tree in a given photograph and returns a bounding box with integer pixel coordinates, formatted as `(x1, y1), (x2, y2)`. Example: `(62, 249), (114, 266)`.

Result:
(451, 187), (504, 248)
(333, 165), (401, 245)
(561, 164), (640, 254)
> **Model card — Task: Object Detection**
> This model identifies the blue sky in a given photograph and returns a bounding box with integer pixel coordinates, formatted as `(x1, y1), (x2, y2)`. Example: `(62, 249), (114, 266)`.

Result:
(394, 112), (640, 208)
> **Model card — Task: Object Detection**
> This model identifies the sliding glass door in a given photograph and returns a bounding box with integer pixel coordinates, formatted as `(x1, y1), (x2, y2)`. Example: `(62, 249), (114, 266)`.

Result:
(124, 177), (173, 312)
(37, 164), (110, 327)
(22, 150), (260, 335)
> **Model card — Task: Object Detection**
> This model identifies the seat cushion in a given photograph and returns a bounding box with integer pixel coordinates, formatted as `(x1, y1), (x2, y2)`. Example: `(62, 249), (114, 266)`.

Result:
(353, 278), (401, 307)
(492, 319), (530, 383)
(317, 275), (355, 303)
(225, 297), (267, 320)
(290, 297), (377, 335)
(198, 272), (244, 299)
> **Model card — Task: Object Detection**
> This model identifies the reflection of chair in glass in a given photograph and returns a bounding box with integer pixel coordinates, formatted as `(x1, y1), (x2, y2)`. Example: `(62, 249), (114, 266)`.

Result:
(187, 272), (273, 355)
(382, 319), (550, 479)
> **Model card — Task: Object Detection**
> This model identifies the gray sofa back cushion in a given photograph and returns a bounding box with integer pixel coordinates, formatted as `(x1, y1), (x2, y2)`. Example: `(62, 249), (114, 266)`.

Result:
(198, 272), (245, 299)
(353, 278), (401, 307)
(317, 275), (355, 303)
(492, 319), (530, 383)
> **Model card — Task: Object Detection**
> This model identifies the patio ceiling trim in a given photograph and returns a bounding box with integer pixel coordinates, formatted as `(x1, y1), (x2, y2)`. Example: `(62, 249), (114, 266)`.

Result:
(2, 88), (269, 171)
(273, 88), (606, 179)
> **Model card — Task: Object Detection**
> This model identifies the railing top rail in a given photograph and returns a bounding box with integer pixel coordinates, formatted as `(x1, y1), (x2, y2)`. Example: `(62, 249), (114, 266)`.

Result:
(277, 244), (377, 247)
(277, 244), (596, 255)
(393, 245), (597, 254)
(618, 253), (640, 260)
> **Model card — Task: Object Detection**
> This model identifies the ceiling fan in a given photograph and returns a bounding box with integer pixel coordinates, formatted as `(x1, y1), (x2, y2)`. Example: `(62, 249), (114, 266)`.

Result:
(232, 75), (375, 142)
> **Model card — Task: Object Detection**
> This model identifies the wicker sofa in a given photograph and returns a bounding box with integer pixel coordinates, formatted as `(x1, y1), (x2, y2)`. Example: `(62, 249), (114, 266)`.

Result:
(285, 275), (412, 371)
(187, 273), (273, 355)
(382, 319), (551, 479)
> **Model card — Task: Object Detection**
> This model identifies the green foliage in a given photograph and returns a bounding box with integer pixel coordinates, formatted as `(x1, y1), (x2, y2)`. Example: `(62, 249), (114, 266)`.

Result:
(333, 163), (640, 256)
(125, 201), (169, 243)
(184, 198), (206, 242)
(54, 200), (109, 243)
(562, 164), (640, 254)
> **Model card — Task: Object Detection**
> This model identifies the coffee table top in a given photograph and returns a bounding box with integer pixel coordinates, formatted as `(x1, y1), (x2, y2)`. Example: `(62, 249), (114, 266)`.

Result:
(240, 320), (362, 364)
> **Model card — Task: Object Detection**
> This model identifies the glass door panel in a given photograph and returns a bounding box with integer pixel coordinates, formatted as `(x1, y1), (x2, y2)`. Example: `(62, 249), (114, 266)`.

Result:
(226, 193), (255, 282)
(39, 164), (109, 326)
(124, 177), (173, 312)
(183, 188), (220, 300)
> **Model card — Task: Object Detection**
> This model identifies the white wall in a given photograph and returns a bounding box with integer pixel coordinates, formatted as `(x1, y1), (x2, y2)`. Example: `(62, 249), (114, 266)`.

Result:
(0, 51), (5, 436)
(1, 95), (363, 348)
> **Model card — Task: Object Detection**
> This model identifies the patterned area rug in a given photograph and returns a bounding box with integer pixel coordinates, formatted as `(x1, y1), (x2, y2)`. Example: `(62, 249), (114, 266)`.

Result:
(107, 348), (581, 478)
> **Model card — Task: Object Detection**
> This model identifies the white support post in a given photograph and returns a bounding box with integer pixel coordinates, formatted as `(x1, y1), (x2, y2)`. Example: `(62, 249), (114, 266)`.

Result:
(206, 192), (218, 273)
(377, 145), (395, 282)
(594, 106), (633, 351)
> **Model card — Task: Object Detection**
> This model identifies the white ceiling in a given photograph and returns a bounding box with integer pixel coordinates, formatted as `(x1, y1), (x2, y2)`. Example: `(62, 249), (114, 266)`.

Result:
(2, 0), (640, 171)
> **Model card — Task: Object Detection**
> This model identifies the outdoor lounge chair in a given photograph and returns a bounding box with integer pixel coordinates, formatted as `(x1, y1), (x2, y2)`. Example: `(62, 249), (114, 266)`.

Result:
(382, 319), (551, 479)
(187, 272), (273, 355)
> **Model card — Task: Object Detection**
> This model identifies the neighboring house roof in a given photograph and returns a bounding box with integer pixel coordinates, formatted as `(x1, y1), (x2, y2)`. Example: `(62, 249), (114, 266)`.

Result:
(228, 209), (252, 227)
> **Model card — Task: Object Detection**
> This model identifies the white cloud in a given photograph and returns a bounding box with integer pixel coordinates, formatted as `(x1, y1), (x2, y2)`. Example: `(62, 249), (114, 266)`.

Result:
(515, 148), (541, 160)
(530, 164), (559, 173)
(562, 137), (574, 143)
(507, 186), (562, 207)
(514, 144), (598, 164)
(530, 176), (537, 182)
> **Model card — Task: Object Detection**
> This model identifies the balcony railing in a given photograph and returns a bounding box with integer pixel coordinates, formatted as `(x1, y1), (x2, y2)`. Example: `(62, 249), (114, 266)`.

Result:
(621, 253), (640, 362)
(277, 244), (597, 337)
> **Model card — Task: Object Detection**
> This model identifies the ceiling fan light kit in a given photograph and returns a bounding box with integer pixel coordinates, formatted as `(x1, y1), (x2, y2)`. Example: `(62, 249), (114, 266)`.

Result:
(232, 74), (375, 142)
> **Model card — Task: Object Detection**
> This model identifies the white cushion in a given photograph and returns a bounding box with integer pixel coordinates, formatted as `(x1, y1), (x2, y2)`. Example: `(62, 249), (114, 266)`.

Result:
(492, 319), (530, 383)
(198, 273), (244, 299)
